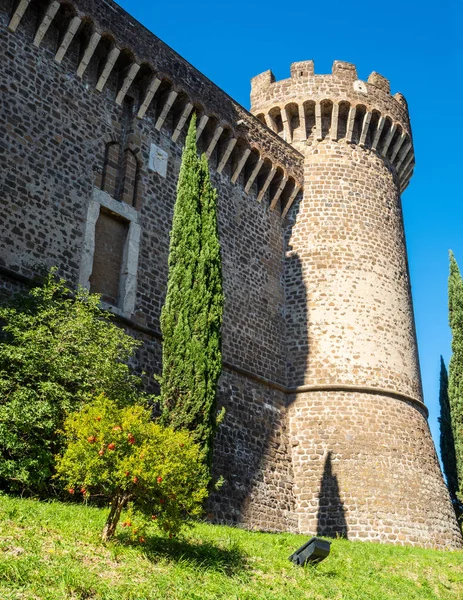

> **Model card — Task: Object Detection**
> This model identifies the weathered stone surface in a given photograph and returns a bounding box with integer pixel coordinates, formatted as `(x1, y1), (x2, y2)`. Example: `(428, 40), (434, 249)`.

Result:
(287, 390), (463, 549)
(251, 62), (461, 548)
(0, 0), (460, 548)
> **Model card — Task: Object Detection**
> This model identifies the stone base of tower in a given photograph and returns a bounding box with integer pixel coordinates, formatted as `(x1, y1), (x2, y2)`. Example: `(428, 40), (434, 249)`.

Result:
(287, 390), (463, 549)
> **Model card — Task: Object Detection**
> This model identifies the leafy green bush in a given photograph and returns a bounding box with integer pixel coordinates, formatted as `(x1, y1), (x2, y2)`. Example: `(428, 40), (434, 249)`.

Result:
(55, 394), (209, 541)
(0, 269), (146, 493)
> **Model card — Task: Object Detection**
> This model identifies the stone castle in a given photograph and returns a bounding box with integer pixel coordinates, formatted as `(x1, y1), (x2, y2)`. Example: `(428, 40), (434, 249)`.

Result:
(1, 0), (461, 548)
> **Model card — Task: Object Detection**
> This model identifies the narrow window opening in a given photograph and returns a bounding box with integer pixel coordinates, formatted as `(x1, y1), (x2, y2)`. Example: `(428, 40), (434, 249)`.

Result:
(89, 209), (129, 306)
(303, 101), (316, 139)
(101, 142), (121, 197)
(120, 149), (138, 207)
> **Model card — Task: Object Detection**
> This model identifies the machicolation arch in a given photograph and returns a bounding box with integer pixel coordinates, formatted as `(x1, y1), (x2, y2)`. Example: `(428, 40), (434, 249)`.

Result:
(6, 0), (304, 215)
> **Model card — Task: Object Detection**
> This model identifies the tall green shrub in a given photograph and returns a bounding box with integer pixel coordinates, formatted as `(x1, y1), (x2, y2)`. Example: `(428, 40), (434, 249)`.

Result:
(448, 251), (463, 500)
(438, 356), (459, 497)
(0, 270), (146, 493)
(159, 115), (223, 467)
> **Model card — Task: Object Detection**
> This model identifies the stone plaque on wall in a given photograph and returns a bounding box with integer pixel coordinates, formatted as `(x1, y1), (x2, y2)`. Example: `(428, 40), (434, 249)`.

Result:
(149, 144), (168, 177)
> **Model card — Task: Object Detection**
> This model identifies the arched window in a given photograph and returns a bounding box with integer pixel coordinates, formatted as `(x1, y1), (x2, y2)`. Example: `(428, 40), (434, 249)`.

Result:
(121, 148), (139, 207)
(82, 138), (142, 315)
(98, 142), (140, 207)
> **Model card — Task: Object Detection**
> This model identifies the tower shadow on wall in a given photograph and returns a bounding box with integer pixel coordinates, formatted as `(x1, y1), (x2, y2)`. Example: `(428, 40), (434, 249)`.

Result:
(283, 196), (348, 539)
(317, 451), (348, 539)
(207, 183), (308, 532)
(283, 194), (309, 390)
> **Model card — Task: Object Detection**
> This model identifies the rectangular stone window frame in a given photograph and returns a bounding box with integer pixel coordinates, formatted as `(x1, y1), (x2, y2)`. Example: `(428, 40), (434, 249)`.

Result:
(79, 187), (141, 318)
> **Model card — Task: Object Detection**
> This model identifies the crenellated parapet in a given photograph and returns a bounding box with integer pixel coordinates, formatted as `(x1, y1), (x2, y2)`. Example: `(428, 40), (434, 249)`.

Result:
(251, 61), (414, 192)
(4, 0), (304, 214)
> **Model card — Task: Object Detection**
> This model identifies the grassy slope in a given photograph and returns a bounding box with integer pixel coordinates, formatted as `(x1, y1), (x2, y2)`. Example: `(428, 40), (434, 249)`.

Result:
(0, 494), (462, 600)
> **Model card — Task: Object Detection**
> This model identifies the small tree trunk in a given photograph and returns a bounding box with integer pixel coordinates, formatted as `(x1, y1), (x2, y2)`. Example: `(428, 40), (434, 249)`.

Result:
(102, 494), (129, 542)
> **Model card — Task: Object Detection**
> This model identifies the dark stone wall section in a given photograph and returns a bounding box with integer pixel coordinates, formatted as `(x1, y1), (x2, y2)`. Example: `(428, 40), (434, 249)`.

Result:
(0, 4), (296, 531)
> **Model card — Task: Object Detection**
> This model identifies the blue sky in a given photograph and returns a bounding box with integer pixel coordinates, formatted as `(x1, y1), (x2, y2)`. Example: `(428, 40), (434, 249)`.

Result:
(117, 0), (463, 450)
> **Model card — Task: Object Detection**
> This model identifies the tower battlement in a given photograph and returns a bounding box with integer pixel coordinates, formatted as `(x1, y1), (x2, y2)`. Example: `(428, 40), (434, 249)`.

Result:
(251, 60), (404, 110)
(251, 61), (414, 191)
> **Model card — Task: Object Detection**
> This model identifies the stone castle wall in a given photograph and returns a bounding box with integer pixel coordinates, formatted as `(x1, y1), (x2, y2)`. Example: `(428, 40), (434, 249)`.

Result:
(0, 0), (461, 547)
(0, 0), (297, 532)
(286, 141), (420, 396)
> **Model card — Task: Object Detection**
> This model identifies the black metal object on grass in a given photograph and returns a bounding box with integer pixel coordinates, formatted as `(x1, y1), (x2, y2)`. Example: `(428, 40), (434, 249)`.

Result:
(289, 536), (331, 566)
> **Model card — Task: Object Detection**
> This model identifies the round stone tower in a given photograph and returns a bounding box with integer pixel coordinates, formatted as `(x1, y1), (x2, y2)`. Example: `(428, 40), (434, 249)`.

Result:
(251, 60), (462, 548)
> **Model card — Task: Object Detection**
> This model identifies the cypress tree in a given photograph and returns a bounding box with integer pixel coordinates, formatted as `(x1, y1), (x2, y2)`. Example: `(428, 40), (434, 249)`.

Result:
(438, 355), (459, 497)
(159, 115), (223, 467)
(448, 251), (463, 500)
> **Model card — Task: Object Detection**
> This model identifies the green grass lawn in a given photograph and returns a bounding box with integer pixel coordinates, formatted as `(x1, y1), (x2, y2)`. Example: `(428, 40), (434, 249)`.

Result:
(0, 493), (462, 600)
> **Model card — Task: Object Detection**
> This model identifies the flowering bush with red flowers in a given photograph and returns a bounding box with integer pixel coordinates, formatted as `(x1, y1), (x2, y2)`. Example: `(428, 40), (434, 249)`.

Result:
(55, 394), (209, 541)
